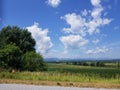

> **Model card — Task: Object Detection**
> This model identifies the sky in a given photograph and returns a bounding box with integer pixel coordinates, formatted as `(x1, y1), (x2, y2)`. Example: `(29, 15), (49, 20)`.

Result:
(0, 0), (120, 59)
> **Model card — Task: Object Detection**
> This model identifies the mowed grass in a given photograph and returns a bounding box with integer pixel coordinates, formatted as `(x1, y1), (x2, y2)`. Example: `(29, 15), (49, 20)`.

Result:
(0, 63), (120, 84)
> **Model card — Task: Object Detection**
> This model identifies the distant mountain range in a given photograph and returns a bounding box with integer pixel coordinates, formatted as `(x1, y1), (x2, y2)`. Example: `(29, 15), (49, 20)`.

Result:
(44, 58), (120, 62)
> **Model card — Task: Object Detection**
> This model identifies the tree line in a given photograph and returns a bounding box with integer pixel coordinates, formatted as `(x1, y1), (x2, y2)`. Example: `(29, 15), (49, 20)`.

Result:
(67, 62), (105, 67)
(0, 26), (46, 71)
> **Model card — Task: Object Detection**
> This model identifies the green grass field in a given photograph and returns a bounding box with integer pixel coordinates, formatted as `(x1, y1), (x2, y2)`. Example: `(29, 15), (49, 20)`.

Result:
(0, 63), (120, 84)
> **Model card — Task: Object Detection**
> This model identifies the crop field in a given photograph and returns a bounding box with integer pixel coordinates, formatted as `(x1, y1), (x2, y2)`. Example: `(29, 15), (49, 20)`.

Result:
(0, 63), (120, 88)
(0, 63), (120, 83)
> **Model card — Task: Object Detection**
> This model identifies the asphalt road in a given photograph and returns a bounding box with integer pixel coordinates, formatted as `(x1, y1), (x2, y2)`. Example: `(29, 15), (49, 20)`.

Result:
(0, 84), (119, 90)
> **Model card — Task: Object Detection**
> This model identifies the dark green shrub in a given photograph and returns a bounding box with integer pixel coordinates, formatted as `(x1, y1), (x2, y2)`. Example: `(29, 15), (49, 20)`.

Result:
(22, 51), (47, 71)
(90, 62), (95, 66)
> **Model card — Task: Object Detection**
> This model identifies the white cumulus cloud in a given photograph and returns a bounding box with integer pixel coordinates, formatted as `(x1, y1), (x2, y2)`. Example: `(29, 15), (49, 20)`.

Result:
(60, 35), (88, 49)
(91, 0), (101, 7)
(60, 0), (112, 53)
(61, 0), (112, 35)
(88, 0), (112, 35)
(86, 46), (110, 54)
(61, 13), (87, 36)
(91, 6), (103, 19)
(46, 0), (61, 8)
(26, 22), (53, 54)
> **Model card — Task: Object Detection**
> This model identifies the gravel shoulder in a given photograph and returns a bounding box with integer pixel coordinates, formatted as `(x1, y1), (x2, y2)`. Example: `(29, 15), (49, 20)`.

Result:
(0, 79), (120, 89)
(0, 84), (119, 90)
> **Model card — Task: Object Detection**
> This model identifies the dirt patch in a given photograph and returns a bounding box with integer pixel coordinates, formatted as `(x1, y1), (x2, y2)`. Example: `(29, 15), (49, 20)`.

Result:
(0, 79), (120, 89)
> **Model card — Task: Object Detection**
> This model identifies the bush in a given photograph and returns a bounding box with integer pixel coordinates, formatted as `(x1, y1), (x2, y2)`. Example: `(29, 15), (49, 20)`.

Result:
(83, 62), (89, 66)
(78, 62), (82, 65)
(22, 51), (47, 71)
(96, 62), (105, 67)
(73, 62), (78, 65)
(90, 62), (95, 66)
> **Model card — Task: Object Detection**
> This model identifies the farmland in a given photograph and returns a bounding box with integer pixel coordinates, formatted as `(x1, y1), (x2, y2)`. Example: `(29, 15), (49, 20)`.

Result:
(0, 62), (120, 88)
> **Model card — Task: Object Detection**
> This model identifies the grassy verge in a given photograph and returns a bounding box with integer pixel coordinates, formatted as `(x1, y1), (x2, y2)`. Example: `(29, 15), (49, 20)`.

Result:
(0, 63), (120, 88)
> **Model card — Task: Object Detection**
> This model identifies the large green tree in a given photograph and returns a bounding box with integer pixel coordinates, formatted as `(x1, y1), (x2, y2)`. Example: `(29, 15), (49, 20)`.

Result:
(0, 26), (35, 54)
(0, 26), (46, 71)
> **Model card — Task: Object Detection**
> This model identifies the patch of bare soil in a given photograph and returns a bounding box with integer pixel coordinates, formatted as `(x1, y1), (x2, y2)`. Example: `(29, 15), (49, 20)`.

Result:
(0, 79), (120, 89)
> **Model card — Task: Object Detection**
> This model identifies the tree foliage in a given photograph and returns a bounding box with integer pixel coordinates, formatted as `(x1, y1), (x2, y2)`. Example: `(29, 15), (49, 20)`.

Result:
(0, 26), (46, 71)
(22, 51), (46, 71)
(0, 26), (35, 54)
(0, 43), (22, 69)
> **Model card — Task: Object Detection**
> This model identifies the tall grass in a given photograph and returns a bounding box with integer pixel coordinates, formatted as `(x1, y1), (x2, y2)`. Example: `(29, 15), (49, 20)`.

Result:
(0, 63), (120, 84)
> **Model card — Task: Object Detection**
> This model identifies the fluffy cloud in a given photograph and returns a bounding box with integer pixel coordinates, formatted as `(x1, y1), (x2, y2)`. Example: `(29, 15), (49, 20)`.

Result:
(61, 13), (87, 36)
(60, 35), (88, 49)
(60, 0), (112, 53)
(91, 0), (102, 19)
(61, 0), (112, 35)
(91, 6), (103, 19)
(46, 0), (61, 8)
(81, 9), (88, 16)
(86, 46), (110, 54)
(88, 0), (112, 34)
(27, 23), (53, 53)
(91, 0), (101, 6)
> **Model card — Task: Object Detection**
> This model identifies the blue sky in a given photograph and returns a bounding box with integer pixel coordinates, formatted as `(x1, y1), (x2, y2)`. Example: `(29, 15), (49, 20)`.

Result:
(0, 0), (120, 59)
